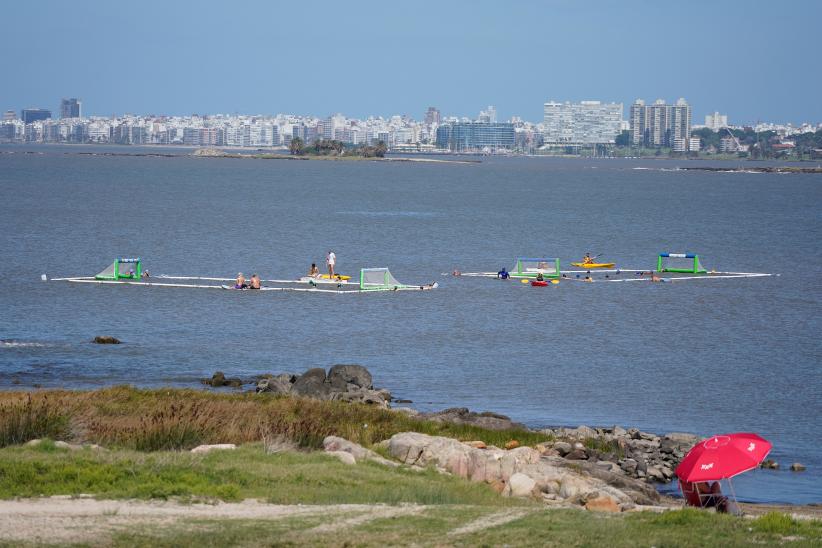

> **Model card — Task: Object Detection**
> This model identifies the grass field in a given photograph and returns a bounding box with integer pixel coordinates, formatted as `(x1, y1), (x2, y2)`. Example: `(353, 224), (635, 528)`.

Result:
(0, 441), (819, 546)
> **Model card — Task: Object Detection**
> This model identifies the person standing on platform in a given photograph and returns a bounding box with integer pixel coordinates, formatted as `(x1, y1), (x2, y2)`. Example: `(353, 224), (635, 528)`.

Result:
(326, 250), (336, 278)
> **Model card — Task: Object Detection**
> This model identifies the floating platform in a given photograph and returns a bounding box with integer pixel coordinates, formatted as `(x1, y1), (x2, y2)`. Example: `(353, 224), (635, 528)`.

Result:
(455, 269), (775, 283)
(50, 272), (437, 294)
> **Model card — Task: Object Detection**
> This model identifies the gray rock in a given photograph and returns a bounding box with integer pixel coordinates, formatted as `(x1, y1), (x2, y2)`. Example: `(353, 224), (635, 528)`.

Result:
(568, 425), (597, 439)
(291, 367), (330, 398)
(635, 458), (647, 474)
(760, 459), (779, 470)
(331, 388), (388, 407)
(565, 449), (588, 460)
(659, 438), (677, 454)
(553, 441), (572, 456)
(191, 444), (236, 454)
(323, 435), (398, 467)
(612, 426), (628, 437)
(663, 432), (700, 445)
(620, 458), (638, 474)
(595, 461), (621, 474)
(424, 407), (525, 431)
(328, 364), (373, 391)
(390, 407), (420, 416)
(202, 371), (243, 388)
(256, 373), (294, 394)
(93, 336), (120, 344)
(646, 465), (665, 482)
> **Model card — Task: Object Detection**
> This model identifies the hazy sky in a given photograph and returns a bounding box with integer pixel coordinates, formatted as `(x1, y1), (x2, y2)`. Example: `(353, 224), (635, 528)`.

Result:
(2, 0), (819, 124)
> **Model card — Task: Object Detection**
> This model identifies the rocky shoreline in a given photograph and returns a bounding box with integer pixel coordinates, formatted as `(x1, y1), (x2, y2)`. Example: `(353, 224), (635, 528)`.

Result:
(196, 365), (809, 511)
(195, 365), (717, 507)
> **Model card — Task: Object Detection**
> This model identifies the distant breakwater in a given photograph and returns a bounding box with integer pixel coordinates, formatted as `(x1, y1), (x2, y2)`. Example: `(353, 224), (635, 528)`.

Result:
(681, 166), (822, 174)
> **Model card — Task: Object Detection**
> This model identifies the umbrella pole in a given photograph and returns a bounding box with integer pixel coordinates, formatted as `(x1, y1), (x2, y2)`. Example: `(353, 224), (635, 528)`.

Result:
(727, 478), (740, 514)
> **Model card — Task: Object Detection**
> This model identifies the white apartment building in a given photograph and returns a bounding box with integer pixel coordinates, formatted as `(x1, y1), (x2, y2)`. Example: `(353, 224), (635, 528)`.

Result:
(542, 100), (623, 144)
(705, 112), (729, 131)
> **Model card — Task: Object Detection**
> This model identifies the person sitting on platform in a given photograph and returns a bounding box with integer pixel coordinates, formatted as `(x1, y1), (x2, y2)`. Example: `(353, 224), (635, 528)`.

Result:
(235, 272), (247, 289)
(249, 274), (261, 289)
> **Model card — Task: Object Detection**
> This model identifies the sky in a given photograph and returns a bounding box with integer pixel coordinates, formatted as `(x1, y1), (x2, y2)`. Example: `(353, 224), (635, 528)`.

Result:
(2, 0), (820, 124)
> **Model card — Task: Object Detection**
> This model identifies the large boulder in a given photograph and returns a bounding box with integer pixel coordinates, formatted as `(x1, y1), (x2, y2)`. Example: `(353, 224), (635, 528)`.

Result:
(423, 407), (526, 431)
(323, 436), (397, 467)
(291, 368), (330, 398)
(328, 364), (373, 390)
(504, 473), (537, 497)
(256, 373), (295, 394)
(93, 336), (121, 344)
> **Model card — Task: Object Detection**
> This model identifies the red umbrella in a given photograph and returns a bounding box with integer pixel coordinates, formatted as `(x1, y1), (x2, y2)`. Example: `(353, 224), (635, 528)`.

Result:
(675, 432), (772, 483)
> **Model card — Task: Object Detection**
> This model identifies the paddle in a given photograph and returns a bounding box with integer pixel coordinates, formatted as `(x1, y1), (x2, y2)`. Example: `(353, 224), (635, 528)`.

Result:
(571, 253), (603, 266)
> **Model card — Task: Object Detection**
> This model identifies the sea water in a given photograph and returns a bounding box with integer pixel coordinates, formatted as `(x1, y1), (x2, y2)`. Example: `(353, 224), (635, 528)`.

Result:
(0, 145), (819, 504)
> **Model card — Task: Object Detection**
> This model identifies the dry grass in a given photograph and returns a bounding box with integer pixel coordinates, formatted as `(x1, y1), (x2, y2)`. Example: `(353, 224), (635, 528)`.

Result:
(0, 394), (69, 447)
(0, 387), (552, 451)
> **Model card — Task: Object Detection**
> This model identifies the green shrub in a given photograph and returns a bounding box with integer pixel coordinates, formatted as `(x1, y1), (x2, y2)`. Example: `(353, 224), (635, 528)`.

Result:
(752, 511), (799, 534)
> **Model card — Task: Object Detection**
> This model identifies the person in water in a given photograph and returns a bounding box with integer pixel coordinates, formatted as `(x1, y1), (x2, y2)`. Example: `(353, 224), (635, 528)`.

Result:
(235, 272), (247, 289)
(326, 250), (336, 278)
(536, 272), (545, 282)
(249, 274), (261, 289)
(141, 270), (150, 279)
(497, 267), (509, 280)
(309, 263), (320, 278)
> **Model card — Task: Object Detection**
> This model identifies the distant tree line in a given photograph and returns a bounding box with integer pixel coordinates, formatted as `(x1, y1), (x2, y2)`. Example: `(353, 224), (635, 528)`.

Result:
(612, 127), (822, 160)
(289, 137), (387, 158)
(691, 127), (822, 159)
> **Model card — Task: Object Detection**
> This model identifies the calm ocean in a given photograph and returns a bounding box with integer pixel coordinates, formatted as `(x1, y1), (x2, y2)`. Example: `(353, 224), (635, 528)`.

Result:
(1, 145), (820, 504)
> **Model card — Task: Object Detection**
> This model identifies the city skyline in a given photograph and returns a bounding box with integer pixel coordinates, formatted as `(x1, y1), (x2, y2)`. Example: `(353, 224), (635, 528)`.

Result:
(2, 1), (821, 124)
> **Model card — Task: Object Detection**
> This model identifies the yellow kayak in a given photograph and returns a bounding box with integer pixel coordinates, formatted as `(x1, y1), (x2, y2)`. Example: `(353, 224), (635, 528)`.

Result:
(318, 274), (351, 280)
(570, 262), (615, 269)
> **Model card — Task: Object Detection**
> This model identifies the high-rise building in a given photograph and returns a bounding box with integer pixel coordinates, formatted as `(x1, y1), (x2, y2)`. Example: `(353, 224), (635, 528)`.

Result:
(478, 105), (497, 123)
(629, 98), (691, 147)
(705, 112), (728, 131)
(60, 98), (82, 119)
(21, 108), (52, 124)
(435, 122), (515, 152)
(542, 100), (623, 144)
(424, 106), (441, 126)
(3, 110), (16, 121)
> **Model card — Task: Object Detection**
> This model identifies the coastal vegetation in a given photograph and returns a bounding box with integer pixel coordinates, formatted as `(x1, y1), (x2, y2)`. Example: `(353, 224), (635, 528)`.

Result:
(0, 387), (552, 451)
(0, 388), (819, 546)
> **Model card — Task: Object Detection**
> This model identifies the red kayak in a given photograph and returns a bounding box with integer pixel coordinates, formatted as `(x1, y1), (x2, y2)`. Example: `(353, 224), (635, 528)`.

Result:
(531, 280), (548, 287)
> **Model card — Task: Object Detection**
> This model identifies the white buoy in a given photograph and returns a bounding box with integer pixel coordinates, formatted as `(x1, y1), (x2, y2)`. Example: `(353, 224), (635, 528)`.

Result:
(41, 274), (47, 281)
